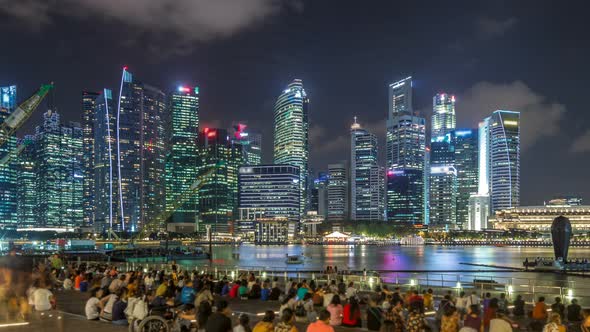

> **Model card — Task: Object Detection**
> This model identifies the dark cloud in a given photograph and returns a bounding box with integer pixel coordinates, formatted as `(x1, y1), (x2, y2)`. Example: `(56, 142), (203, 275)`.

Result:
(457, 81), (566, 150)
(476, 17), (518, 38)
(0, 0), (301, 55)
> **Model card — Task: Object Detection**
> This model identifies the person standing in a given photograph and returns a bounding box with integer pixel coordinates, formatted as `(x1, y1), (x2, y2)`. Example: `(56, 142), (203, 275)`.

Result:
(366, 297), (383, 331)
(567, 299), (582, 323)
(512, 295), (525, 317)
(551, 297), (565, 319)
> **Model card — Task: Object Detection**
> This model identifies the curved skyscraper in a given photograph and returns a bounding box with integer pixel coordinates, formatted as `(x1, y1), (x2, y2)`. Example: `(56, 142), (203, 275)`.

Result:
(273, 79), (309, 215)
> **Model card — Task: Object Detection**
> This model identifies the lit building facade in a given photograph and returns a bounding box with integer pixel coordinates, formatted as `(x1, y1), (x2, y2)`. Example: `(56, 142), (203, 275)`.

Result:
(273, 79), (309, 216)
(429, 165), (458, 229)
(0, 85), (17, 229)
(327, 162), (349, 222)
(82, 91), (100, 227)
(165, 86), (200, 227)
(33, 110), (84, 229)
(431, 93), (456, 138)
(491, 204), (590, 233)
(386, 168), (424, 224)
(489, 111), (520, 212)
(351, 118), (384, 221)
(385, 77), (426, 224)
(16, 136), (36, 227)
(453, 129), (478, 229)
(238, 165), (301, 242)
(198, 128), (243, 234)
(230, 122), (262, 166)
(93, 89), (120, 232)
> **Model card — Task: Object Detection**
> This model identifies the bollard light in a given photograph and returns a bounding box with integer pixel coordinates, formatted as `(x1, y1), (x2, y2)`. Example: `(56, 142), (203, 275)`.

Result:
(410, 279), (416, 286)
(508, 285), (514, 294)
(231, 271), (235, 279)
(369, 277), (375, 286)
(568, 289), (573, 299)
(262, 272), (267, 279)
(456, 282), (461, 289)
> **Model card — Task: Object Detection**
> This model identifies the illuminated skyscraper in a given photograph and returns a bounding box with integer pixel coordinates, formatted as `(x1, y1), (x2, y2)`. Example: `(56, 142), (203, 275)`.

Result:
(166, 86), (199, 228)
(93, 89), (120, 232)
(429, 165), (457, 228)
(327, 162), (349, 222)
(82, 91), (100, 227)
(385, 77), (426, 224)
(488, 110), (520, 212)
(117, 68), (167, 231)
(230, 122), (262, 166)
(16, 136), (36, 227)
(431, 93), (456, 138)
(273, 79), (309, 216)
(198, 128), (243, 234)
(0, 85), (17, 229)
(351, 118), (384, 221)
(33, 110), (84, 229)
(453, 129), (478, 229)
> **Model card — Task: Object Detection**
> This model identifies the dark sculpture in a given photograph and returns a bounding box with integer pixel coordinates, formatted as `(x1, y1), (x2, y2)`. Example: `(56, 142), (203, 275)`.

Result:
(551, 215), (572, 261)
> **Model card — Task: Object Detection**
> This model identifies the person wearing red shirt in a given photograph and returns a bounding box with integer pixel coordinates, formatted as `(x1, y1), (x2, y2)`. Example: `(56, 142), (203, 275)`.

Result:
(342, 297), (362, 328)
(74, 271), (83, 291)
(229, 282), (240, 299)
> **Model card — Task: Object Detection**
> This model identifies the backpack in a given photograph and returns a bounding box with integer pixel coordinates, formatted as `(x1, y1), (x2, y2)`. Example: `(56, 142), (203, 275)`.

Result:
(295, 302), (307, 317)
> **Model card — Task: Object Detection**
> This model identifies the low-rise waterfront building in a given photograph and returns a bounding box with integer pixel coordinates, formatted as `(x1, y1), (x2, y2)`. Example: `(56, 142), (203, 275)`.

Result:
(491, 203), (590, 233)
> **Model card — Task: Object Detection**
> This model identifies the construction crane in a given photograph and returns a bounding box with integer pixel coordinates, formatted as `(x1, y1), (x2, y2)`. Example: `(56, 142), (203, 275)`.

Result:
(0, 83), (53, 147)
(135, 161), (224, 240)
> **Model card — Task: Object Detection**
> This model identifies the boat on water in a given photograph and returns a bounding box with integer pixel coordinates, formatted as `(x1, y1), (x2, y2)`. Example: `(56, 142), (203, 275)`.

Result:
(285, 254), (305, 264)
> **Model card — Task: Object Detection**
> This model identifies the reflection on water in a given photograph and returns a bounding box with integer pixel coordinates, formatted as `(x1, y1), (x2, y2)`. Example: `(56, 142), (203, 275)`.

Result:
(180, 244), (589, 283)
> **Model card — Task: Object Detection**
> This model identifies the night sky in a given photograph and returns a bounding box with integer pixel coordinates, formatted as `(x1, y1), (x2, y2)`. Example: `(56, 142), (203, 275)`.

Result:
(0, 0), (588, 205)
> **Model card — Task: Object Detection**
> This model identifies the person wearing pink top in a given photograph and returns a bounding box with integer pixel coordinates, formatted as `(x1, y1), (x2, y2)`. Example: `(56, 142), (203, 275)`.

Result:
(326, 295), (343, 326)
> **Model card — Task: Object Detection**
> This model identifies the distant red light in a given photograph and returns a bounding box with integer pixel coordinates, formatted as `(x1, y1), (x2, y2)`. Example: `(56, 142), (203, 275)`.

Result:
(207, 131), (217, 138)
(123, 66), (128, 71)
(204, 128), (210, 133)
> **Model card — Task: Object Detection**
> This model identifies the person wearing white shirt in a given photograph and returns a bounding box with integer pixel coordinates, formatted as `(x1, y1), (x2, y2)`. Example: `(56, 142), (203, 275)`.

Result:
(85, 288), (104, 320)
(456, 291), (468, 315)
(489, 314), (514, 332)
(466, 291), (481, 307)
(345, 282), (357, 299)
(33, 285), (54, 311)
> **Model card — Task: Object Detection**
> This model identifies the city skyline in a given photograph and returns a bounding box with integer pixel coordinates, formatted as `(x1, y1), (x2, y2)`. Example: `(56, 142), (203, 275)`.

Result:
(0, 1), (588, 205)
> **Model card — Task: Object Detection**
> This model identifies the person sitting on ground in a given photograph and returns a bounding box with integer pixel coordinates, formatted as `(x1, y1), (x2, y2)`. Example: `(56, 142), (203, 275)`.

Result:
(33, 281), (55, 312)
(312, 287), (324, 307)
(441, 305), (460, 332)
(342, 296), (362, 328)
(253, 310), (275, 332)
(85, 287), (103, 320)
(238, 280), (249, 299)
(345, 282), (357, 300)
(490, 312), (514, 332)
(111, 287), (129, 326)
(532, 297), (548, 321)
(109, 274), (126, 294)
(249, 279), (262, 299)
(63, 275), (73, 290)
(195, 284), (213, 309)
(512, 295), (525, 317)
(306, 309), (335, 332)
(297, 282), (310, 301)
(280, 294), (297, 316)
(484, 298), (499, 329)
(543, 312), (566, 332)
(229, 281), (240, 299)
(269, 283), (281, 301)
(196, 300), (212, 331)
(323, 287), (335, 308)
(326, 294), (343, 326)
(261, 282), (271, 301)
(568, 299), (582, 323)
(463, 304), (481, 331)
(407, 299), (426, 332)
(275, 308), (299, 332)
(180, 280), (196, 305)
(74, 271), (83, 291)
(205, 299), (232, 332)
(366, 296), (382, 331)
(423, 288), (434, 310)
(581, 309), (590, 332)
(234, 313), (252, 332)
(551, 297), (565, 319)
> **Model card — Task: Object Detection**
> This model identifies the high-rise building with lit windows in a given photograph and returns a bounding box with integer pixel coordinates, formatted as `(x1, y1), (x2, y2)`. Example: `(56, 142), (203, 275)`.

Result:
(273, 79), (309, 216)
(429, 165), (458, 228)
(327, 162), (348, 222)
(82, 91), (100, 227)
(166, 86), (200, 228)
(116, 68), (167, 231)
(385, 77), (426, 224)
(431, 93), (456, 138)
(93, 89), (120, 232)
(0, 85), (17, 229)
(230, 122), (262, 166)
(198, 128), (243, 234)
(16, 136), (36, 227)
(488, 110), (520, 212)
(453, 129), (478, 229)
(351, 118), (384, 221)
(33, 110), (83, 229)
